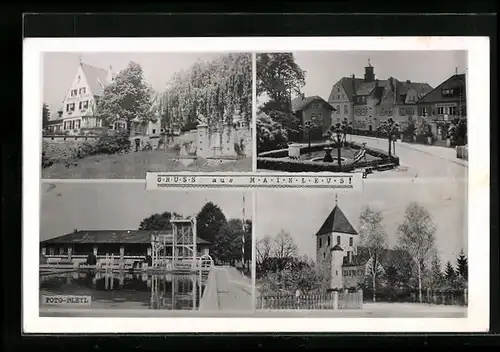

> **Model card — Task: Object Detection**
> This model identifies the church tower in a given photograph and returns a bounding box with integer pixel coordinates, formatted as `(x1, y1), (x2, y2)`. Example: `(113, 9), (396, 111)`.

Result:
(364, 59), (375, 83)
(315, 194), (358, 290)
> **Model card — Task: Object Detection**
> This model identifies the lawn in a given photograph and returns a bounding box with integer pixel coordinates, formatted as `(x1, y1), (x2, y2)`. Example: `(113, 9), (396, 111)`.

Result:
(297, 146), (380, 162)
(42, 150), (253, 179)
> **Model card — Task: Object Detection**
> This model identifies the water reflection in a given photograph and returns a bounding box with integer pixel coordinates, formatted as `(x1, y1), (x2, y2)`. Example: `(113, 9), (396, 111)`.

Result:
(40, 270), (207, 310)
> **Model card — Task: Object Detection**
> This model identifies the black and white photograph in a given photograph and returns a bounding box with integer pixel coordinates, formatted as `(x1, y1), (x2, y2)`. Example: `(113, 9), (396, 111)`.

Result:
(256, 51), (468, 179)
(39, 183), (253, 317)
(255, 179), (468, 318)
(41, 52), (253, 179)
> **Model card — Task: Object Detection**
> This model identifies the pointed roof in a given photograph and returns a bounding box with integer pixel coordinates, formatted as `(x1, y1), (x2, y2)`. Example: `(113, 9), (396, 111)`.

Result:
(315, 205), (358, 236)
(416, 74), (466, 104)
(81, 62), (110, 97)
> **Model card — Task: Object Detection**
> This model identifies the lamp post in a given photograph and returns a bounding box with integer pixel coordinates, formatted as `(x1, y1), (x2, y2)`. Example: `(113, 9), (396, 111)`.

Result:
(304, 120), (313, 149)
(331, 123), (343, 168)
(385, 118), (396, 158)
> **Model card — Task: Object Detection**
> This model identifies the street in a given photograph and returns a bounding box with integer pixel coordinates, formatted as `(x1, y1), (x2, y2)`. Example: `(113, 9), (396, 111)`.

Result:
(349, 135), (467, 180)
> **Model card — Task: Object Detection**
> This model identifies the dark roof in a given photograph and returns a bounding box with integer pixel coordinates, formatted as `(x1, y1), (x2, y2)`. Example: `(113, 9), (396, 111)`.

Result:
(416, 74), (466, 104)
(81, 63), (110, 97)
(328, 77), (365, 102)
(291, 95), (335, 113)
(331, 244), (344, 252)
(315, 205), (358, 236)
(41, 230), (211, 245)
(343, 246), (411, 267)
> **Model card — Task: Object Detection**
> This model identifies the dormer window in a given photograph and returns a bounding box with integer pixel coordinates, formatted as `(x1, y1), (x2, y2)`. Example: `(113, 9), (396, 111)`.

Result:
(71, 89), (77, 97)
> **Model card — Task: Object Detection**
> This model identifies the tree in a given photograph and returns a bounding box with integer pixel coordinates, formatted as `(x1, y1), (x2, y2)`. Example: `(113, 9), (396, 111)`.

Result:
(138, 211), (182, 230)
(358, 205), (388, 302)
(256, 111), (289, 153)
(256, 235), (273, 274)
(42, 103), (50, 131)
(256, 53), (306, 113)
(456, 249), (468, 280)
(243, 219), (253, 268)
(271, 230), (298, 260)
(445, 261), (456, 283)
(397, 202), (437, 303)
(162, 54), (252, 129)
(196, 202), (227, 245)
(98, 61), (154, 133)
(429, 251), (444, 289)
(214, 218), (244, 265)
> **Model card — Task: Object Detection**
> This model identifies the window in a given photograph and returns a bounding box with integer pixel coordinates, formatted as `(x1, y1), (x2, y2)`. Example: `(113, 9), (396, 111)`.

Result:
(336, 270), (339, 276)
(337, 87), (340, 92)
(77, 75), (81, 83)
(327, 236), (331, 246)
(344, 105), (348, 114)
(152, 129), (157, 134)
(79, 87), (86, 95)
(343, 94), (345, 99)
(451, 106), (457, 115)
(338, 95), (340, 100)
(75, 120), (81, 129)
(399, 108), (406, 116)
(319, 238), (322, 247)
(71, 89), (77, 96)
(349, 237), (353, 246)
(422, 107), (428, 117)
(323, 253), (326, 259)
(336, 105), (340, 114)
(337, 236), (341, 245)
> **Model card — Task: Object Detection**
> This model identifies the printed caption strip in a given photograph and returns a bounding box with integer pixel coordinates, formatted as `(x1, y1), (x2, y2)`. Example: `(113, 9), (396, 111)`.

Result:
(146, 172), (364, 190)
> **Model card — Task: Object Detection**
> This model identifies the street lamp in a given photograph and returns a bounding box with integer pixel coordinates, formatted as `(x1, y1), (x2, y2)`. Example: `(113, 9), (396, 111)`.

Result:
(304, 120), (313, 149)
(326, 123), (343, 167)
(385, 118), (396, 158)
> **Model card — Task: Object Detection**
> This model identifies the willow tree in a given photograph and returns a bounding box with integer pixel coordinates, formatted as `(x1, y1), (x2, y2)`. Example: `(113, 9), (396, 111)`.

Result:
(161, 53), (252, 131)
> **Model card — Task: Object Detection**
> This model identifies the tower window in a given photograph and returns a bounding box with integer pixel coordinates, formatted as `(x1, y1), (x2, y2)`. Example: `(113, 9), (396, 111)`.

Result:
(349, 237), (353, 246)
(337, 236), (341, 245)
(319, 238), (322, 247)
(323, 253), (326, 259)
(327, 236), (331, 246)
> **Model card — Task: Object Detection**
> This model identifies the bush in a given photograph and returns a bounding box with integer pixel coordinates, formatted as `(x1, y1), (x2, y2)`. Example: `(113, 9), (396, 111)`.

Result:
(92, 130), (131, 155)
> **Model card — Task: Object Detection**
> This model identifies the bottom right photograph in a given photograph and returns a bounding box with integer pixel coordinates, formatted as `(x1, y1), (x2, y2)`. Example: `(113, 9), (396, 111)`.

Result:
(254, 178), (468, 318)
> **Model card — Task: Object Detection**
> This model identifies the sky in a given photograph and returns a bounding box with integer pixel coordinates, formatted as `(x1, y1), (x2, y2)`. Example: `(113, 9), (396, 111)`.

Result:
(258, 50), (467, 104)
(40, 182), (252, 241)
(42, 52), (222, 118)
(256, 179), (468, 267)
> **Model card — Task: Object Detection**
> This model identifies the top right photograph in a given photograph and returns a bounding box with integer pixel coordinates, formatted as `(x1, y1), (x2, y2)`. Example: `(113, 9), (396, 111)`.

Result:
(256, 51), (468, 180)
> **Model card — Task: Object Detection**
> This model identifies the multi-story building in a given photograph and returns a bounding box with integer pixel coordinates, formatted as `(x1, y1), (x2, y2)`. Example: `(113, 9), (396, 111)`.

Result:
(416, 72), (467, 141)
(46, 58), (161, 138)
(328, 61), (433, 132)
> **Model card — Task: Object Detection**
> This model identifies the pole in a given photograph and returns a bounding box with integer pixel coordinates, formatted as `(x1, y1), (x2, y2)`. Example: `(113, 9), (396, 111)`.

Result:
(242, 195), (246, 271)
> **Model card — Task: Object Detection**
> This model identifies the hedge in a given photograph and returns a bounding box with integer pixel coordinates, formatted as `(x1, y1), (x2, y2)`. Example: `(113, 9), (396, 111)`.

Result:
(256, 141), (399, 172)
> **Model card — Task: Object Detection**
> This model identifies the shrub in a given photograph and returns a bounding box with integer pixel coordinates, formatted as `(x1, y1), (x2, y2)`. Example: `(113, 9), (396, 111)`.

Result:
(172, 143), (181, 152)
(93, 130), (131, 155)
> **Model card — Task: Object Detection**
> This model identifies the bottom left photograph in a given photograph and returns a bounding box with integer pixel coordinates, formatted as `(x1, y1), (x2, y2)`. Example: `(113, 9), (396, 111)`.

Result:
(37, 182), (254, 317)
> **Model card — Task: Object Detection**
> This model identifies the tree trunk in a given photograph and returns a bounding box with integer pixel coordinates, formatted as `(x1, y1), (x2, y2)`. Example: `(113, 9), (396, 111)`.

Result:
(418, 264), (422, 303)
(372, 269), (376, 302)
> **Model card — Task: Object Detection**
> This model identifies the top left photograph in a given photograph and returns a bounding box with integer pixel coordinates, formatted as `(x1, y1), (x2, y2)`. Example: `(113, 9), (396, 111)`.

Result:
(41, 52), (253, 179)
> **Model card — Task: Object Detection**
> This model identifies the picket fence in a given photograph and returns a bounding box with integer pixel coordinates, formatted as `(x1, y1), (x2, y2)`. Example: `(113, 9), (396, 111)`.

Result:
(257, 290), (363, 310)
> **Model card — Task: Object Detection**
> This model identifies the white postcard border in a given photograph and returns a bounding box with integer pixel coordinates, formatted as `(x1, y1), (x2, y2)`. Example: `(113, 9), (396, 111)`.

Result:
(24, 36), (489, 333)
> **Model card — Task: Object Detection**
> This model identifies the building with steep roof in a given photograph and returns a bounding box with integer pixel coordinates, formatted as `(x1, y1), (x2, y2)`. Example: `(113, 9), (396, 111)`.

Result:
(328, 60), (433, 132)
(45, 57), (161, 139)
(315, 195), (411, 290)
(46, 57), (115, 135)
(291, 94), (336, 141)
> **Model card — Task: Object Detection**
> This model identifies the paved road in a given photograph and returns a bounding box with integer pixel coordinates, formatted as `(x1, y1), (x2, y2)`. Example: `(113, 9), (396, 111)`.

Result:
(214, 266), (253, 312)
(349, 135), (468, 180)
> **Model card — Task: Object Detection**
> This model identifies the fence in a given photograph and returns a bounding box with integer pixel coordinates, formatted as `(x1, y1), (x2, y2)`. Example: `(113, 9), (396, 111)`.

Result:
(257, 290), (363, 310)
(369, 288), (468, 306)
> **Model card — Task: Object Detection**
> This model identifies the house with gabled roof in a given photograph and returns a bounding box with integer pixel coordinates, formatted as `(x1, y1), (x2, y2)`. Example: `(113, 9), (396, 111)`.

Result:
(46, 57), (115, 135)
(328, 60), (433, 132)
(291, 94), (336, 141)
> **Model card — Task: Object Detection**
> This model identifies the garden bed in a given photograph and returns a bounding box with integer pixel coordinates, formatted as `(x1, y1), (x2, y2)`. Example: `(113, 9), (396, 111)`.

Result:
(257, 141), (399, 173)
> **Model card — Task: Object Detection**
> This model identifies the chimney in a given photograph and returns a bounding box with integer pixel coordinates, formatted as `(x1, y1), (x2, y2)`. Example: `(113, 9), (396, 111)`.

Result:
(57, 110), (63, 118)
(73, 229), (78, 233)
(455, 67), (458, 75)
(406, 80), (411, 84)
(351, 74), (356, 95)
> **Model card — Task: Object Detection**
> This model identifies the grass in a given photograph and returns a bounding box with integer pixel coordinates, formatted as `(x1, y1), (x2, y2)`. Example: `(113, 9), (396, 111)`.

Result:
(42, 150), (253, 179)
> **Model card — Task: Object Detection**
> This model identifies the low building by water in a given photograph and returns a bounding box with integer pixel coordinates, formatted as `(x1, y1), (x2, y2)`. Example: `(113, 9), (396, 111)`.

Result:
(40, 229), (212, 268)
